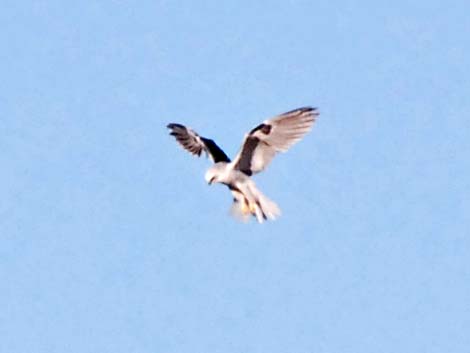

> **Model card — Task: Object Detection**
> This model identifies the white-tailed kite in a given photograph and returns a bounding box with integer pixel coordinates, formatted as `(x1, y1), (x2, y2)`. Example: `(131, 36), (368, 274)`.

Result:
(167, 107), (319, 223)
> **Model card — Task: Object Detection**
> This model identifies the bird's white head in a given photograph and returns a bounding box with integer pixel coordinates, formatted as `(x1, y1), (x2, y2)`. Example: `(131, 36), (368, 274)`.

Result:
(204, 167), (219, 185)
(204, 163), (226, 185)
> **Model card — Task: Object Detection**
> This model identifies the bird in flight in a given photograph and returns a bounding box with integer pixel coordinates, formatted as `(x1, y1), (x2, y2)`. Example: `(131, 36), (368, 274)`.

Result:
(167, 107), (319, 223)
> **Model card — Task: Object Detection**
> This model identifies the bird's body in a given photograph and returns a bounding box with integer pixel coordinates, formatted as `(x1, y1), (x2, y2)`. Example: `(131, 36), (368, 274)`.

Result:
(167, 107), (318, 223)
(204, 162), (280, 222)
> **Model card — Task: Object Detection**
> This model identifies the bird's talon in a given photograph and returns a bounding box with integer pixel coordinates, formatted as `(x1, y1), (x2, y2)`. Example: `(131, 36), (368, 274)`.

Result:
(249, 203), (257, 213)
(241, 202), (250, 215)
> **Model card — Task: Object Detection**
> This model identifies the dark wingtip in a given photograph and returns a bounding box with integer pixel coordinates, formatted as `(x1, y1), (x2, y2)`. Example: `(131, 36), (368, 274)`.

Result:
(167, 123), (185, 130)
(297, 106), (318, 113)
(279, 106), (318, 116)
(297, 107), (319, 117)
(308, 107), (319, 113)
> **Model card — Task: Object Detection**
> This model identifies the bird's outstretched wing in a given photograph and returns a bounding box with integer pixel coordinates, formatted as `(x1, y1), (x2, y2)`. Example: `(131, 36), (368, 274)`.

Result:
(233, 107), (318, 176)
(167, 123), (230, 163)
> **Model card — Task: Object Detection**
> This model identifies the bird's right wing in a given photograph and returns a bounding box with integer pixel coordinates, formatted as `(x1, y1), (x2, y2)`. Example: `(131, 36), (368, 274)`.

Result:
(233, 107), (318, 175)
(167, 123), (230, 163)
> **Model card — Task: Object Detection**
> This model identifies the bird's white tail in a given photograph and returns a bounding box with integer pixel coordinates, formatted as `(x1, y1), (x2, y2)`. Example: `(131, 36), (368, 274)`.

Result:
(254, 189), (281, 223)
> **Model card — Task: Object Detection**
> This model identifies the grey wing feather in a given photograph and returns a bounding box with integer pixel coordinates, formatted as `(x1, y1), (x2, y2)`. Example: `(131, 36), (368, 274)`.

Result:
(167, 123), (230, 163)
(233, 107), (318, 175)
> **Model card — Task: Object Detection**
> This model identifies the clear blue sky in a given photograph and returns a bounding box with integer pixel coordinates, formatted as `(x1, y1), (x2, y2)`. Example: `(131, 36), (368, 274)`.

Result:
(2, 1), (469, 352)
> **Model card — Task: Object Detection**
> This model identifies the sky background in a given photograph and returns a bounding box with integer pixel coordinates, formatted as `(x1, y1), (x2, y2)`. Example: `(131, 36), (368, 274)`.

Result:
(1, 1), (469, 352)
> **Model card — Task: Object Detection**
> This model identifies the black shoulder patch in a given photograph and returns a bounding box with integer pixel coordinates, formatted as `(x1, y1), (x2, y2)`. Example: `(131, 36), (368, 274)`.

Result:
(250, 123), (272, 135)
(200, 137), (231, 163)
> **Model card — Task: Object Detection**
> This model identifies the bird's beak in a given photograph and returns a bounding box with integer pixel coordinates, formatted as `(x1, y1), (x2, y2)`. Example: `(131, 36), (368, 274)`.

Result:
(208, 177), (215, 185)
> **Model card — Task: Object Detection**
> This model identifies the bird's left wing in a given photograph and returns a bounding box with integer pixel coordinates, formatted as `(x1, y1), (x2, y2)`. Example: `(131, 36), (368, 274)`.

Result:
(167, 123), (230, 163)
(233, 107), (318, 176)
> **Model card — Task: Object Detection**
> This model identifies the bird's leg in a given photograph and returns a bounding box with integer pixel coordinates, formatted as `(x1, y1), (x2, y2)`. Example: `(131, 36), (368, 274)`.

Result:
(241, 198), (251, 215)
(236, 183), (261, 219)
